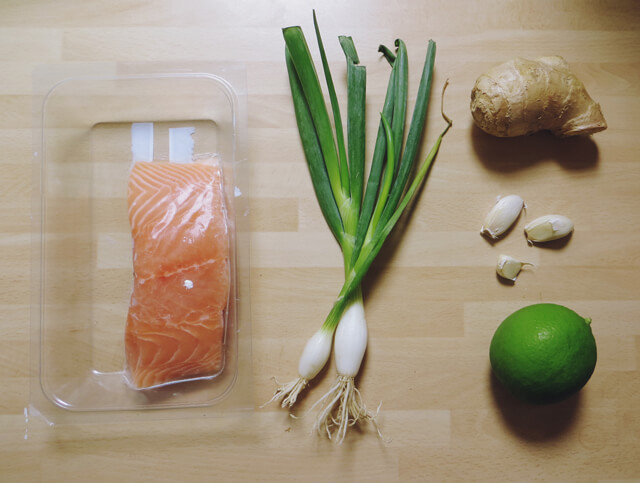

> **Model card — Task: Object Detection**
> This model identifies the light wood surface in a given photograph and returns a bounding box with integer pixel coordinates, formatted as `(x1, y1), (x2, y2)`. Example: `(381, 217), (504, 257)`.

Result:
(2, 1), (640, 481)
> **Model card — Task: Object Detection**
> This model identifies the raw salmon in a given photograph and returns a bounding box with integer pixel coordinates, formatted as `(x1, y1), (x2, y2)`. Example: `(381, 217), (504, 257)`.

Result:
(125, 160), (230, 389)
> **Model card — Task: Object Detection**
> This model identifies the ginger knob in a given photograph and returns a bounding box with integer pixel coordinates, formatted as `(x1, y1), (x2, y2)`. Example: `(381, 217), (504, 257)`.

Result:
(471, 56), (607, 137)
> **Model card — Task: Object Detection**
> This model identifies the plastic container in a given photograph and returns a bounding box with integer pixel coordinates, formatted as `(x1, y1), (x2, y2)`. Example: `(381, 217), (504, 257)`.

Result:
(30, 62), (251, 424)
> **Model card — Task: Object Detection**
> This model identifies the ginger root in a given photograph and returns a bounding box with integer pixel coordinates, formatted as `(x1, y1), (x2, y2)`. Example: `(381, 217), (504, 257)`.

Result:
(470, 56), (607, 137)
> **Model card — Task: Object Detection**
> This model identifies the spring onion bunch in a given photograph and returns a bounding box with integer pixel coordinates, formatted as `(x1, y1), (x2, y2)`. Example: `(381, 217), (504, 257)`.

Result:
(268, 12), (452, 443)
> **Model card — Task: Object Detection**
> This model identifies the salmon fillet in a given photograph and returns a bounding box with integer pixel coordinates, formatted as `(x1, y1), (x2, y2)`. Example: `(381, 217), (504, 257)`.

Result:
(125, 161), (230, 389)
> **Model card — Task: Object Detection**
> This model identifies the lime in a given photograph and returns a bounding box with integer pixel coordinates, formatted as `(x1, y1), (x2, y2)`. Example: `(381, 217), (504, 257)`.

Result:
(489, 303), (597, 405)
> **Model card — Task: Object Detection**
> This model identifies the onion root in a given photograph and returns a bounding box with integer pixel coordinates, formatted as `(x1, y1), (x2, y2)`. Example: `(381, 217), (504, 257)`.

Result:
(310, 375), (382, 444)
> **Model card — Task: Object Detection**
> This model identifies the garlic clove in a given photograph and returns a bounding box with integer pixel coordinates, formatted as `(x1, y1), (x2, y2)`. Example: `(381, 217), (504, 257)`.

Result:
(496, 254), (532, 281)
(481, 194), (525, 239)
(524, 214), (574, 243)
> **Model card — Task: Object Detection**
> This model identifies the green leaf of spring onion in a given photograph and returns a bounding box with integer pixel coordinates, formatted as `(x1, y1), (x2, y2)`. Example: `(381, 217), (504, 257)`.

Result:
(377, 44), (396, 66)
(338, 35), (360, 64)
(377, 39), (436, 236)
(312, 11), (350, 197)
(365, 113), (395, 244)
(340, 35), (366, 247)
(390, 39), (408, 172)
(283, 26), (345, 208)
(284, 46), (345, 243)
(349, 64), (397, 266)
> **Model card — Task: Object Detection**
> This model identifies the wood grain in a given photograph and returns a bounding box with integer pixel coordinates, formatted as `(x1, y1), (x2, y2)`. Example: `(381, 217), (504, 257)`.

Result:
(1, 0), (640, 481)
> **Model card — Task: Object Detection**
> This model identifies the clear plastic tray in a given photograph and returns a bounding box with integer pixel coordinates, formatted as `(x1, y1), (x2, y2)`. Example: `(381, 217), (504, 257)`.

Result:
(30, 62), (251, 424)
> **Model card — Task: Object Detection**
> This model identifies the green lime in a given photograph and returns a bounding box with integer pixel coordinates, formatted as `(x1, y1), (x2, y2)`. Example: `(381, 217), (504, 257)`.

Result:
(489, 303), (597, 405)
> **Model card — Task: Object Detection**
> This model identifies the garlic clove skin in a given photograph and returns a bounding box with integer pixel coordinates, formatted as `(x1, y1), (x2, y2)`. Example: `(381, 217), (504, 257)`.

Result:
(496, 254), (532, 281)
(481, 194), (525, 239)
(524, 214), (574, 243)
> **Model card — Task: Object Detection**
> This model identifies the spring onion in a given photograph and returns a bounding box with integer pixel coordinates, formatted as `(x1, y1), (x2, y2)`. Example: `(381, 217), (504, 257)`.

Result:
(267, 12), (452, 443)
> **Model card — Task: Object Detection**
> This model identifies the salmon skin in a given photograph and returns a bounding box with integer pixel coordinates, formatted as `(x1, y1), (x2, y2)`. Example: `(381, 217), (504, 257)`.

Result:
(125, 160), (230, 389)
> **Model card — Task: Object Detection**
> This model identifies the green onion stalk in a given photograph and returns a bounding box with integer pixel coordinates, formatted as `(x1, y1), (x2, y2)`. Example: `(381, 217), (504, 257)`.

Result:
(266, 11), (452, 443)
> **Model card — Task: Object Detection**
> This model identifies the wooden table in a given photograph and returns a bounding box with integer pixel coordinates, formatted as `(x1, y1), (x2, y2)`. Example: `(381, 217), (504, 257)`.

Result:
(2, 1), (639, 481)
